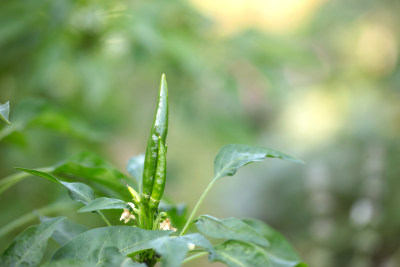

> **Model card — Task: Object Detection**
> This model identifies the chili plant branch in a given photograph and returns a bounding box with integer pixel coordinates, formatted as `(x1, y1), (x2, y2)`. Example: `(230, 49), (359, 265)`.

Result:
(180, 179), (217, 236)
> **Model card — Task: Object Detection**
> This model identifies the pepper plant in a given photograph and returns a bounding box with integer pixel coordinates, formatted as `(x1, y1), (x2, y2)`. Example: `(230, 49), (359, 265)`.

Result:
(0, 75), (307, 267)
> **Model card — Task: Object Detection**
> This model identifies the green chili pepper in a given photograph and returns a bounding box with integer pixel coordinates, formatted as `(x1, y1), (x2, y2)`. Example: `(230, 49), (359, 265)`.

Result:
(149, 136), (167, 211)
(142, 74), (168, 205)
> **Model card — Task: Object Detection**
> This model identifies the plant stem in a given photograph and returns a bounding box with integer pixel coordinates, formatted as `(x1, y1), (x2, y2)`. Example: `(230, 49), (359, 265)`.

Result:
(0, 167), (53, 196)
(180, 179), (216, 236)
(96, 211), (112, 226)
(182, 251), (208, 264)
(0, 201), (78, 239)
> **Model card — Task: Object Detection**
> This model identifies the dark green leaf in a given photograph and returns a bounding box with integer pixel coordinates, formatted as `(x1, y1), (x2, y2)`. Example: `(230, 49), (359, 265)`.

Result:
(40, 216), (89, 246)
(16, 168), (95, 205)
(214, 145), (303, 180)
(208, 219), (309, 267)
(41, 259), (96, 267)
(210, 240), (271, 267)
(0, 101), (11, 124)
(0, 217), (65, 267)
(78, 197), (128, 213)
(243, 219), (307, 266)
(15, 167), (60, 184)
(151, 237), (188, 267)
(196, 215), (269, 247)
(126, 154), (145, 190)
(52, 152), (131, 199)
(101, 247), (146, 267)
(41, 249), (146, 267)
(59, 181), (95, 205)
(52, 226), (172, 263)
(151, 233), (212, 267)
(119, 261), (147, 267)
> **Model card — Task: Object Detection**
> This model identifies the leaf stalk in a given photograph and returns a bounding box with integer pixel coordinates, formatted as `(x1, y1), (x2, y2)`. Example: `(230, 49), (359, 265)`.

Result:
(180, 179), (217, 236)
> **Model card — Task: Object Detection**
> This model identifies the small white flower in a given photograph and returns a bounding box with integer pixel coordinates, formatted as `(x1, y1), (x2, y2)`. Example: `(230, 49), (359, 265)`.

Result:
(120, 209), (135, 224)
(159, 218), (177, 231)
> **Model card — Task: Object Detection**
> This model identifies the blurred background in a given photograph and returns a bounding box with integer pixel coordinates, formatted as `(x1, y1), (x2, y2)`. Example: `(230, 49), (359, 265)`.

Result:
(1, 0), (400, 266)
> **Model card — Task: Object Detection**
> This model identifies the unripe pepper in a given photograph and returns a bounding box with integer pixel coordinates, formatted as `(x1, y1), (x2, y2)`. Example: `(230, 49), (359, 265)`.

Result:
(142, 74), (168, 205)
(127, 184), (141, 205)
(149, 137), (167, 211)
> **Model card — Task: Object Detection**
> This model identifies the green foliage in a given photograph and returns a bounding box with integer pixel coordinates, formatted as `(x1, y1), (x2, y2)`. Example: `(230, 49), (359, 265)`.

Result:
(196, 215), (270, 247)
(0, 76), (305, 267)
(197, 216), (306, 267)
(52, 152), (132, 199)
(242, 219), (304, 265)
(151, 233), (212, 267)
(213, 144), (303, 181)
(78, 198), (128, 213)
(210, 240), (306, 267)
(0, 217), (65, 267)
(52, 227), (172, 263)
(1, 0), (399, 266)
(16, 168), (95, 205)
(1, 152), (133, 199)
(40, 217), (89, 246)
(41, 260), (96, 267)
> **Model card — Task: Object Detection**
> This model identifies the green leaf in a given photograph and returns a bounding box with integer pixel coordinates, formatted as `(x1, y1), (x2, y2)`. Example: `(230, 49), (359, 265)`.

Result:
(196, 215), (269, 247)
(210, 240), (271, 267)
(14, 152), (134, 200)
(52, 152), (132, 199)
(59, 181), (95, 205)
(100, 247), (146, 267)
(16, 168), (95, 205)
(0, 217), (65, 267)
(214, 144), (303, 180)
(78, 197), (128, 213)
(15, 167), (60, 184)
(243, 219), (307, 266)
(208, 219), (309, 267)
(52, 226), (172, 263)
(151, 233), (212, 267)
(40, 216), (89, 246)
(41, 259), (96, 267)
(0, 101), (11, 124)
(42, 251), (146, 267)
(151, 237), (188, 267)
(211, 240), (306, 267)
(126, 154), (145, 191)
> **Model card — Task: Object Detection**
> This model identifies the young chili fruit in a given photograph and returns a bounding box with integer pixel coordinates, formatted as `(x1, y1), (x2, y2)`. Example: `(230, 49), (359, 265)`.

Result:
(127, 184), (141, 205)
(149, 136), (167, 211)
(142, 74), (168, 205)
